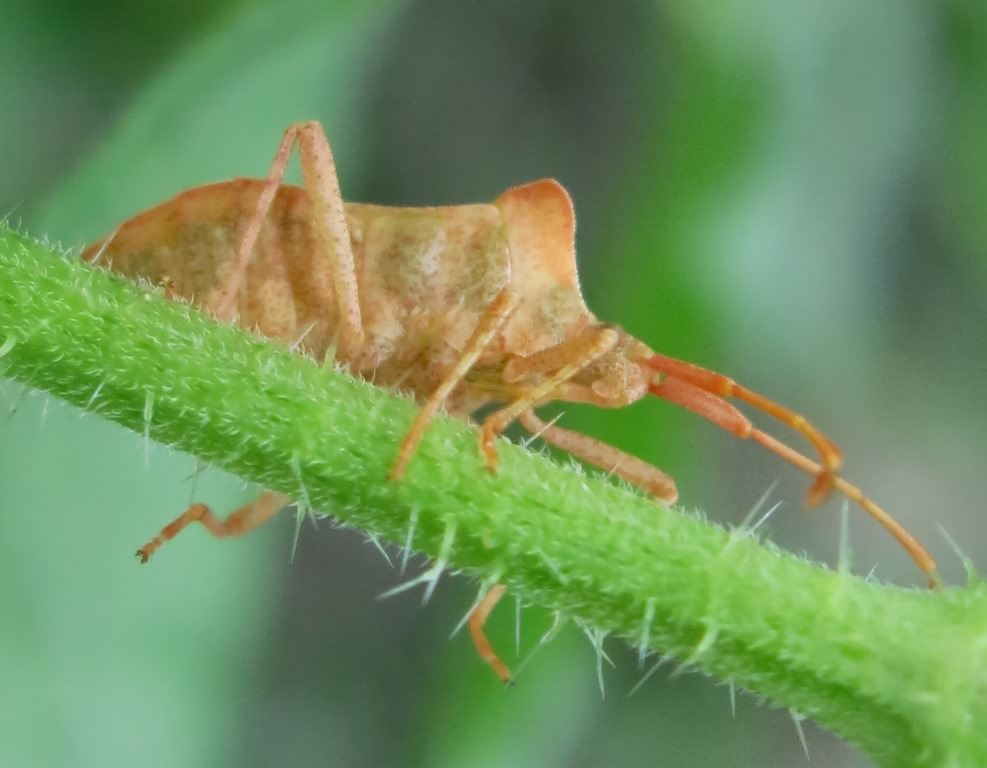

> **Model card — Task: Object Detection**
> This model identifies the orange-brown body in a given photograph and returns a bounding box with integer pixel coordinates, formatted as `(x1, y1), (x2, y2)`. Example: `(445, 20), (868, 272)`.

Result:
(85, 177), (653, 418)
(83, 121), (937, 685)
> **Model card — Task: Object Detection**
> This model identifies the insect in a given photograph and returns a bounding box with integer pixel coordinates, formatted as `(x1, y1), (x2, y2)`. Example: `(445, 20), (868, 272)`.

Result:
(82, 121), (938, 684)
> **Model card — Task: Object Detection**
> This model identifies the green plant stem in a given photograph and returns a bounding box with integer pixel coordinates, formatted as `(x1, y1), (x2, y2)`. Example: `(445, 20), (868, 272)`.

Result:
(1, 224), (984, 767)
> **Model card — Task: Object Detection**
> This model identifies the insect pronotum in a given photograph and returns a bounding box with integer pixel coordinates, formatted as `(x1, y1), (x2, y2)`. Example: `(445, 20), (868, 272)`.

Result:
(82, 121), (938, 685)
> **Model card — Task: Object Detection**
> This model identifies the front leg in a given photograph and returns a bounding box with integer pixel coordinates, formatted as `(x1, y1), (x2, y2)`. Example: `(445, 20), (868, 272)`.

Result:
(479, 325), (620, 471)
(214, 121), (365, 365)
(518, 410), (678, 501)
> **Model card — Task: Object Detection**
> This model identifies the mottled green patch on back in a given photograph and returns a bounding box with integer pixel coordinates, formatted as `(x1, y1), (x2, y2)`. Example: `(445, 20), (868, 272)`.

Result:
(349, 203), (508, 311)
(343, 202), (511, 371)
(461, 223), (510, 308)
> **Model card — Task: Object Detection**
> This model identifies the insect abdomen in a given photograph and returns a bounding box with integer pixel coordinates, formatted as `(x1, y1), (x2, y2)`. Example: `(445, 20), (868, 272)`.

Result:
(83, 179), (341, 357)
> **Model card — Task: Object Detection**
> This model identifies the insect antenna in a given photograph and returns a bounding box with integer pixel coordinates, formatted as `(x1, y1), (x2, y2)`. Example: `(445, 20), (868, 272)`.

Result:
(642, 353), (939, 586)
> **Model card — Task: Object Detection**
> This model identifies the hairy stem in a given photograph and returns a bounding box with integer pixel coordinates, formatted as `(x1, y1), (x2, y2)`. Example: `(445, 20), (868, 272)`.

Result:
(1, 224), (985, 767)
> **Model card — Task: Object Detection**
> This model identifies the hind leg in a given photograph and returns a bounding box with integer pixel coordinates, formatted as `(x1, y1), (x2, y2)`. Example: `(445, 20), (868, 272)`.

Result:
(212, 121), (365, 365)
(137, 490), (291, 563)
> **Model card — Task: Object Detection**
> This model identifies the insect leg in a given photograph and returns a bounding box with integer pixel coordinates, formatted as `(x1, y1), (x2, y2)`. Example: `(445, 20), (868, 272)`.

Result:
(479, 326), (620, 471)
(468, 584), (512, 685)
(214, 121), (364, 364)
(389, 288), (520, 480)
(518, 410), (678, 501)
(136, 490), (291, 563)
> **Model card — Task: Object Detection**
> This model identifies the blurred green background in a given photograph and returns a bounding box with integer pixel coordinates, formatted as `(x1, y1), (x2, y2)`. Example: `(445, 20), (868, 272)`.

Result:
(2, 0), (985, 765)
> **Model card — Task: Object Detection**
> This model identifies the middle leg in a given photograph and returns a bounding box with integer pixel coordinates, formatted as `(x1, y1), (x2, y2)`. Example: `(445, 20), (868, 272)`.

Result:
(389, 287), (521, 480)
